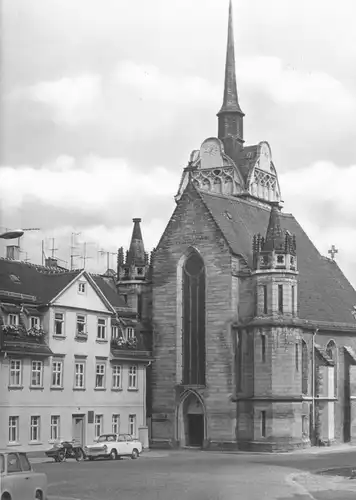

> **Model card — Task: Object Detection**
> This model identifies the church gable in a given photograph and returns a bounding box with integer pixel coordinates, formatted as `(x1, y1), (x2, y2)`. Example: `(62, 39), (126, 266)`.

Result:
(175, 138), (244, 201)
(244, 142), (281, 203)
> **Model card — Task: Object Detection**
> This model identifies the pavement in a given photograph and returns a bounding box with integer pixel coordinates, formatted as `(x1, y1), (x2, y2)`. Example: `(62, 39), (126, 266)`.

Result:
(28, 445), (356, 500)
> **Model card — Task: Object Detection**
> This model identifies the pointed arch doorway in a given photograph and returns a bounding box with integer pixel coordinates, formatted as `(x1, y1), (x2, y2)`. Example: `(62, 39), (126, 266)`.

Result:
(177, 391), (206, 448)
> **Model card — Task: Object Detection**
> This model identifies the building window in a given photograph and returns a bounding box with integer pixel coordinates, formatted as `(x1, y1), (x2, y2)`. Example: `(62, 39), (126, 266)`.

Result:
(126, 327), (134, 339)
(123, 294), (128, 304)
(301, 340), (308, 395)
(112, 414), (120, 434)
(8, 416), (19, 443)
(261, 334), (266, 363)
(112, 365), (122, 389)
(278, 285), (283, 314)
(76, 315), (86, 336)
(97, 318), (107, 340)
(51, 360), (63, 388)
(326, 340), (338, 397)
(261, 411), (266, 438)
(30, 316), (40, 329)
(291, 285), (296, 315)
(182, 250), (206, 385)
(74, 362), (85, 389)
(8, 314), (19, 326)
(295, 343), (299, 372)
(95, 363), (106, 389)
(78, 282), (86, 294)
(50, 416), (60, 441)
(54, 312), (64, 336)
(31, 361), (43, 387)
(94, 415), (103, 438)
(128, 414), (136, 437)
(302, 415), (308, 438)
(111, 326), (119, 339)
(30, 416), (41, 442)
(128, 365), (138, 389)
(263, 285), (267, 314)
(9, 359), (22, 387)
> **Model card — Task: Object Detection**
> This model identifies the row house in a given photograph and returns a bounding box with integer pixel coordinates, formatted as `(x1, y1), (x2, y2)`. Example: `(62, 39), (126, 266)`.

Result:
(0, 257), (152, 453)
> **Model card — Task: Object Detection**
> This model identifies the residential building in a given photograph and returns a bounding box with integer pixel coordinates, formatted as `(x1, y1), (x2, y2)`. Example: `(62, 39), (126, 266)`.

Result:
(149, 1), (356, 451)
(0, 258), (152, 452)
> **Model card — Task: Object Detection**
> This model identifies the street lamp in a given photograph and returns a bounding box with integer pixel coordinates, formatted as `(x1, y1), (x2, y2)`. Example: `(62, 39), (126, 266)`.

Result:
(0, 229), (24, 240)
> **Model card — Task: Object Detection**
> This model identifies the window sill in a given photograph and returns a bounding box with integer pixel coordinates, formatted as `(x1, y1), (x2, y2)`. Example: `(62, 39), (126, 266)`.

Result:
(30, 386), (44, 390)
(111, 388), (123, 392)
(8, 385), (23, 391)
(94, 387), (106, 391)
(96, 339), (108, 344)
(7, 442), (21, 447)
(53, 335), (66, 340)
(128, 388), (139, 392)
(29, 441), (43, 446)
(75, 335), (88, 342)
(73, 387), (86, 391)
(50, 386), (64, 391)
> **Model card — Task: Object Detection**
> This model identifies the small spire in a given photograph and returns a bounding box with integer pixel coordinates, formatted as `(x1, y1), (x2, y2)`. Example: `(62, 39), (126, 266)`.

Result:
(263, 203), (285, 251)
(127, 218), (145, 266)
(218, 0), (243, 116)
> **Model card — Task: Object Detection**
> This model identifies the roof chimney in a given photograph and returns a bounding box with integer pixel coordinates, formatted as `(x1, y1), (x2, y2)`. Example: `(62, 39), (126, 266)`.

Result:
(45, 257), (58, 268)
(6, 245), (20, 261)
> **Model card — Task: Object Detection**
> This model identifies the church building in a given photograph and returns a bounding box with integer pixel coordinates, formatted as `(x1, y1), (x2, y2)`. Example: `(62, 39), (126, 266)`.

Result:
(149, 1), (356, 451)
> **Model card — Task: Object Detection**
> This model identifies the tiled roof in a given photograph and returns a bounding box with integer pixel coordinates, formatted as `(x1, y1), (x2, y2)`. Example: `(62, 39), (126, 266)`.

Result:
(198, 189), (356, 325)
(0, 259), (79, 304)
(0, 259), (130, 312)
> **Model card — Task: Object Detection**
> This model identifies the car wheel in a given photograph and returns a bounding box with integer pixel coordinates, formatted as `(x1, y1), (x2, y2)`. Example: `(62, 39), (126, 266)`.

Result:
(75, 448), (84, 461)
(131, 448), (139, 459)
(110, 449), (117, 460)
(57, 450), (66, 462)
(88, 456), (94, 461)
(1, 493), (12, 500)
(35, 490), (43, 500)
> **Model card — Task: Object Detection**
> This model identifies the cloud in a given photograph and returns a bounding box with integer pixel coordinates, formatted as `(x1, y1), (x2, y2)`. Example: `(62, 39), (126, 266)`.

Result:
(238, 56), (356, 113)
(280, 161), (356, 286)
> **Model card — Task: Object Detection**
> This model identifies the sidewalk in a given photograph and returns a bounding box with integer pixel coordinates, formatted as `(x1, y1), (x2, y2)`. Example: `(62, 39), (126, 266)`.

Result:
(29, 449), (169, 464)
(290, 471), (356, 499)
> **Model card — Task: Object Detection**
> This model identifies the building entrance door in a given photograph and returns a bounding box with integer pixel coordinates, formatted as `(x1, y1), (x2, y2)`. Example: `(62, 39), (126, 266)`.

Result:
(72, 415), (85, 446)
(187, 414), (204, 447)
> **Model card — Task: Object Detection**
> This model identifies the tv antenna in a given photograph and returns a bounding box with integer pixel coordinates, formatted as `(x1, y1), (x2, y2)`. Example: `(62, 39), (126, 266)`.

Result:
(70, 232), (81, 270)
(98, 249), (117, 272)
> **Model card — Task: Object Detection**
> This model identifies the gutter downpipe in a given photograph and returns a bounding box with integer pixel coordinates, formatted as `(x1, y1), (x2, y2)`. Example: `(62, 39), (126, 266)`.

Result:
(311, 328), (319, 445)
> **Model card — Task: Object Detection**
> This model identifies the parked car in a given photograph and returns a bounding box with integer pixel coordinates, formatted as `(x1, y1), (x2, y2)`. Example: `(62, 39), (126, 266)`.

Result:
(0, 450), (48, 500)
(84, 433), (143, 460)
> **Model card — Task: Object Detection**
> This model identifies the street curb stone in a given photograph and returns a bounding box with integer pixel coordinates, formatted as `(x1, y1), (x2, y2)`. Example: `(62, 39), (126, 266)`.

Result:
(293, 471), (356, 494)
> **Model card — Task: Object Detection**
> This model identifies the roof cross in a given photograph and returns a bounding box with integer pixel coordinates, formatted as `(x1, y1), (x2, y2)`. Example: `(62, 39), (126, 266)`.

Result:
(328, 245), (338, 260)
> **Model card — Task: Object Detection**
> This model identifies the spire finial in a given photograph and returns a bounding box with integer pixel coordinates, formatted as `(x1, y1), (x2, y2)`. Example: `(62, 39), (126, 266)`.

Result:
(218, 0), (243, 115)
(217, 0), (244, 157)
(263, 202), (284, 251)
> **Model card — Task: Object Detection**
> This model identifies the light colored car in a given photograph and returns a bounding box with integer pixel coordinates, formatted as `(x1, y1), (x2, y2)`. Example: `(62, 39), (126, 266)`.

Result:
(0, 450), (48, 500)
(84, 433), (143, 461)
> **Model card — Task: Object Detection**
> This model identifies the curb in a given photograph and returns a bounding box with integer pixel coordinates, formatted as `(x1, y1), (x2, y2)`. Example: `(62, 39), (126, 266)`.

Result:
(285, 473), (317, 499)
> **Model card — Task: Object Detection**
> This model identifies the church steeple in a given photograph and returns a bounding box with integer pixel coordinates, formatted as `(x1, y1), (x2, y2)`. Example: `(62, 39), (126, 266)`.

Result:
(217, 0), (244, 159)
(127, 218), (145, 266)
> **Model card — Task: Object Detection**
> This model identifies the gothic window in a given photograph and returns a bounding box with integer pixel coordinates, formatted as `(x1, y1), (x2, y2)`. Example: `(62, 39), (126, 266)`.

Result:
(326, 340), (338, 397)
(302, 340), (308, 395)
(261, 333), (266, 363)
(278, 285), (283, 314)
(182, 251), (206, 386)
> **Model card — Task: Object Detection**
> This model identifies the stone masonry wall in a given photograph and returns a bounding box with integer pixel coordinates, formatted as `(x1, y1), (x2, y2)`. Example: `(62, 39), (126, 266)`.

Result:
(151, 185), (237, 446)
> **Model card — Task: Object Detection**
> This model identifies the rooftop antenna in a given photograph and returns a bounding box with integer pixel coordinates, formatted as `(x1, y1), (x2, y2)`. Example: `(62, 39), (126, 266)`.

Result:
(50, 237), (58, 258)
(70, 232), (81, 270)
(80, 241), (96, 269)
(98, 249), (117, 272)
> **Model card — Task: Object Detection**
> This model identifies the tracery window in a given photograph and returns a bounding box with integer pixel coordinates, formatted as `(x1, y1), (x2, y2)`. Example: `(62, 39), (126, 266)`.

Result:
(326, 340), (338, 397)
(182, 251), (206, 386)
(302, 340), (308, 395)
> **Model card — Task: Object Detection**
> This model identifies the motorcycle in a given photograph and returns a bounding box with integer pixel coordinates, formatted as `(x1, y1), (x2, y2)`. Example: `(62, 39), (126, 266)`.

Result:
(45, 439), (85, 462)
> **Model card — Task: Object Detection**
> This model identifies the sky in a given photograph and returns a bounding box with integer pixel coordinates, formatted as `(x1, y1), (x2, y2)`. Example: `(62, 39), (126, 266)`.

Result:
(1, 0), (356, 286)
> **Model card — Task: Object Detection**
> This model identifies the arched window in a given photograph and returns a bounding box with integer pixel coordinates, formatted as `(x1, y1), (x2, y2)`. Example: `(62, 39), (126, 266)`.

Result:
(182, 250), (206, 385)
(326, 340), (338, 397)
(301, 340), (308, 395)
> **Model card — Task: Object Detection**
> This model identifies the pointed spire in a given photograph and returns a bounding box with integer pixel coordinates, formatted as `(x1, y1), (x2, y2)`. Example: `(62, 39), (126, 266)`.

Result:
(218, 0), (243, 115)
(127, 218), (146, 266)
(263, 203), (285, 251)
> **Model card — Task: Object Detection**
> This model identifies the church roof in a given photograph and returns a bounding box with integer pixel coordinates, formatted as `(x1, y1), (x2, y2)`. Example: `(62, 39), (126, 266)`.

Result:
(197, 189), (356, 325)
